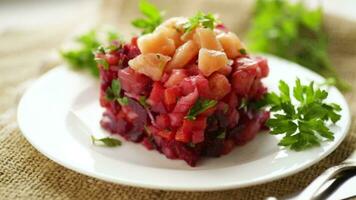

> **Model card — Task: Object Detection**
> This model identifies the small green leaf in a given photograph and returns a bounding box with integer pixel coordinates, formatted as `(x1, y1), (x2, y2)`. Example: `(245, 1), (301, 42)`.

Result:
(185, 99), (218, 120)
(132, 0), (163, 34)
(91, 135), (121, 147)
(139, 96), (149, 108)
(95, 58), (109, 70)
(265, 78), (341, 151)
(239, 49), (247, 55)
(278, 80), (290, 102)
(117, 97), (129, 106)
(184, 11), (219, 33)
(216, 130), (226, 139)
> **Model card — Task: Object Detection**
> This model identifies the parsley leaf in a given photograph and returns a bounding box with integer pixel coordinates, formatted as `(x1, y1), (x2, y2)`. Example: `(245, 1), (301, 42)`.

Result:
(105, 79), (129, 106)
(61, 29), (121, 77)
(247, 0), (350, 91)
(185, 99), (217, 120)
(60, 30), (100, 77)
(117, 96), (129, 106)
(94, 57), (109, 70)
(139, 96), (149, 108)
(91, 135), (121, 147)
(183, 11), (219, 33)
(265, 79), (342, 151)
(132, 0), (163, 34)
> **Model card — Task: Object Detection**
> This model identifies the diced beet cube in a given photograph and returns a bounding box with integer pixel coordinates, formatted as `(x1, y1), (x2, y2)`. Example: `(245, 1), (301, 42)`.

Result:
(190, 75), (211, 99)
(118, 68), (151, 95)
(173, 88), (198, 114)
(179, 77), (196, 96)
(164, 69), (188, 88)
(157, 130), (175, 140)
(164, 86), (181, 111)
(175, 127), (191, 143)
(256, 57), (269, 78)
(168, 112), (184, 128)
(147, 82), (167, 113)
(142, 137), (155, 150)
(155, 114), (171, 130)
(106, 54), (119, 65)
(192, 130), (205, 144)
(186, 64), (200, 76)
(222, 139), (235, 155)
(231, 68), (256, 96)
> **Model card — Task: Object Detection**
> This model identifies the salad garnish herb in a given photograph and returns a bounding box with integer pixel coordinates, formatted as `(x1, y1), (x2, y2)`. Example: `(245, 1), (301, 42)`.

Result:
(105, 79), (129, 106)
(132, 0), (164, 34)
(139, 96), (149, 108)
(61, 29), (120, 77)
(91, 135), (122, 147)
(265, 79), (341, 151)
(183, 11), (219, 33)
(185, 99), (217, 120)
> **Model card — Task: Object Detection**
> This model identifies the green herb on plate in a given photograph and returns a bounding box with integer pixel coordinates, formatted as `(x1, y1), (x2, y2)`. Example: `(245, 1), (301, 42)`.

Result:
(265, 79), (341, 151)
(91, 135), (121, 147)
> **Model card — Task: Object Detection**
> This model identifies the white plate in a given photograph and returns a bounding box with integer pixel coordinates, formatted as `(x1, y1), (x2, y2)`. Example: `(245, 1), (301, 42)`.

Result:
(17, 55), (351, 191)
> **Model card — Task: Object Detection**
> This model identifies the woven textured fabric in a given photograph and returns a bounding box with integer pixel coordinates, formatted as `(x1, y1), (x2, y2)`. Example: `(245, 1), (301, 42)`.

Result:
(1, 0), (356, 199)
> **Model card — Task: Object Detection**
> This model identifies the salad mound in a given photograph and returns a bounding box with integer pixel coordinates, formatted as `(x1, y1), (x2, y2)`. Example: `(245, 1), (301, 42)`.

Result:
(96, 15), (270, 166)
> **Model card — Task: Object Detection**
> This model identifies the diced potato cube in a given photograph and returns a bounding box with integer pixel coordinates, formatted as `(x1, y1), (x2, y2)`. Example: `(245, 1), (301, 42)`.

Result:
(129, 53), (171, 81)
(196, 28), (223, 51)
(198, 48), (228, 77)
(217, 32), (245, 59)
(208, 73), (231, 100)
(137, 32), (176, 56)
(165, 40), (199, 71)
(156, 17), (187, 47)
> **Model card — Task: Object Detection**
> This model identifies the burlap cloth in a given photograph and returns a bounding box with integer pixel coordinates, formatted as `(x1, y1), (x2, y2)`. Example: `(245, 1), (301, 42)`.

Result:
(1, 0), (356, 199)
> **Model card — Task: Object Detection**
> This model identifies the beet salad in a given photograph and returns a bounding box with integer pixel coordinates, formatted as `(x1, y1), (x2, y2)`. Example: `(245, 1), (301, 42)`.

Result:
(96, 16), (270, 166)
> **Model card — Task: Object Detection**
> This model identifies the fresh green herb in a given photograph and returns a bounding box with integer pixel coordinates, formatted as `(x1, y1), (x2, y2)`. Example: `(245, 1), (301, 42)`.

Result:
(117, 96), (129, 106)
(265, 79), (341, 151)
(61, 29), (121, 77)
(216, 130), (226, 139)
(239, 48), (247, 55)
(183, 11), (219, 33)
(239, 98), (248, 110)
(132, 0), (164, 34)
(91, 135), (121, 147)
(185, 99), (218, 120)
(139, 96), (149, 108)
(60, 30), (101, 77)
(247, 0), (350, 91)
(105, 79), (129, 105)
(94, 57), (109, 70)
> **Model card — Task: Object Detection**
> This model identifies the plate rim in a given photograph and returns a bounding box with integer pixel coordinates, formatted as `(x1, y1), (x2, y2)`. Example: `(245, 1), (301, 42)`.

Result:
(17, 55), (352, 191)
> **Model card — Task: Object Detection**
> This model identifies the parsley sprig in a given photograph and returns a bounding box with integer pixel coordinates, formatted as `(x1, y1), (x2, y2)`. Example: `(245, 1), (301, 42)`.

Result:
(91, 135), (121, 147)
(185, 99), (217, 120)
(183, 11), (219, 33)
(61, 29), (121, 77)
(132, 0), (164, 34)
(105, 80), (129, 106)
(265, 79), (341, 151)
